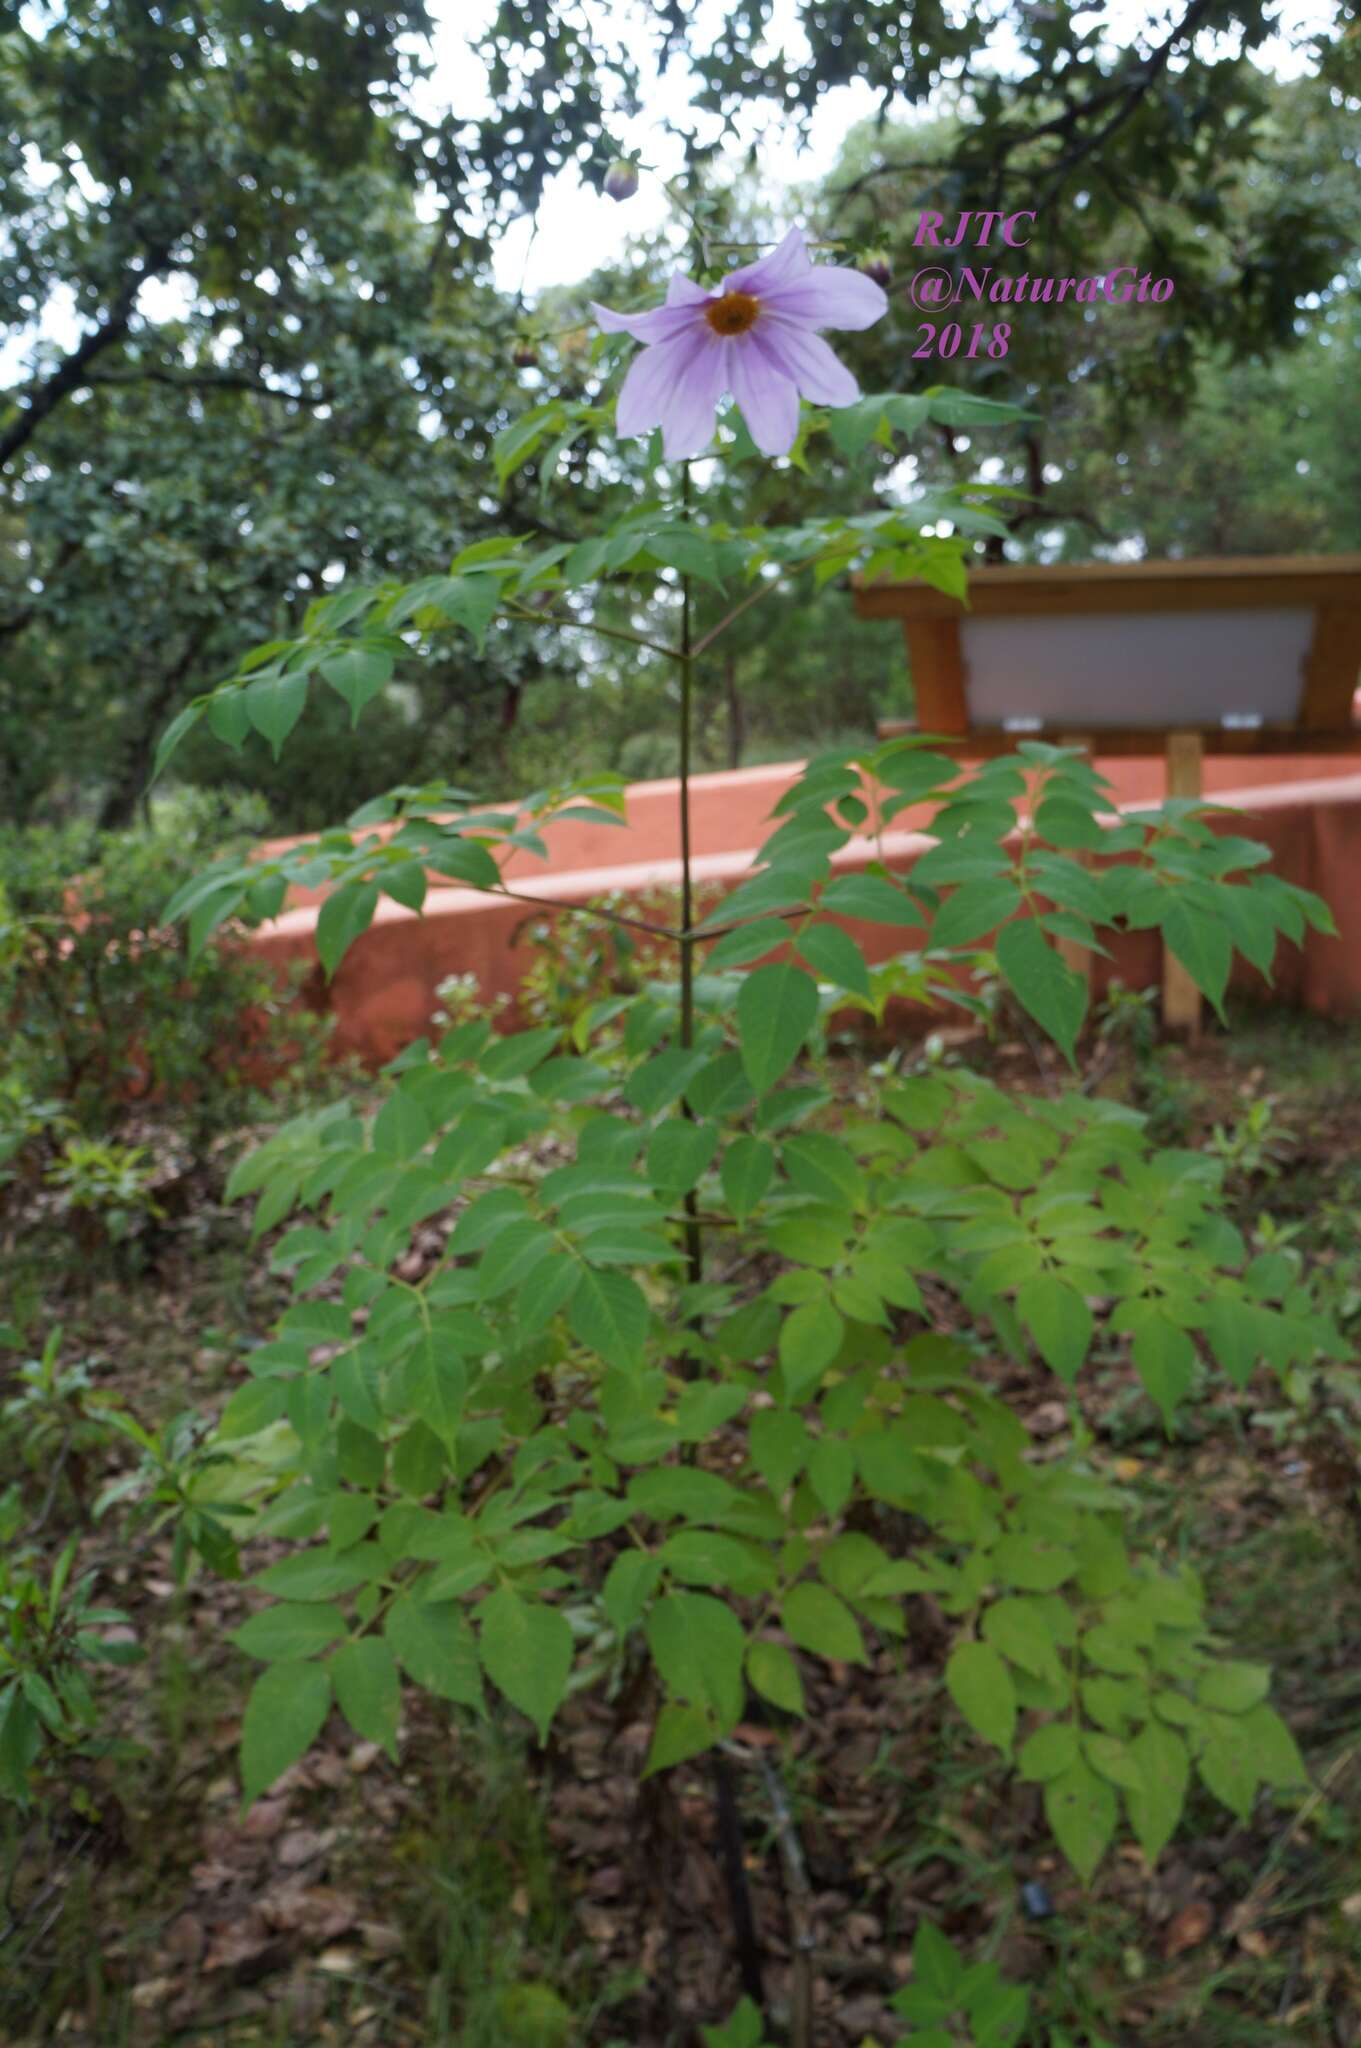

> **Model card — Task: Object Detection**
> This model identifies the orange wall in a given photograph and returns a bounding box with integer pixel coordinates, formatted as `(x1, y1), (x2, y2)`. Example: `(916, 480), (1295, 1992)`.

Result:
(246, 757), (1361, 1066)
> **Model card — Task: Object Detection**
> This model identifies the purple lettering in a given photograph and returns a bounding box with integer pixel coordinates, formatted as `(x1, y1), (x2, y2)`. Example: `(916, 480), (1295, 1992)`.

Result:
(1001, 211), (1036, 248)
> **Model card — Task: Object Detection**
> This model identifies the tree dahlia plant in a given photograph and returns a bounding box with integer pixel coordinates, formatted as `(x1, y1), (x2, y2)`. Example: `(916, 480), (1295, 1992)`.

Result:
(140, 217), (1338, 2036)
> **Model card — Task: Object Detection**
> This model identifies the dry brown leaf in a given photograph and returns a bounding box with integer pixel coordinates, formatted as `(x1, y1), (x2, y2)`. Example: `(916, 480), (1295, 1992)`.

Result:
(1163, 1899), (1215, 1957)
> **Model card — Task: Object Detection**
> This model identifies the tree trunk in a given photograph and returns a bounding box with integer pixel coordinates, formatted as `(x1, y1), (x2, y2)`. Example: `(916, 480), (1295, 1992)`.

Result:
(97, 629), (210, 830)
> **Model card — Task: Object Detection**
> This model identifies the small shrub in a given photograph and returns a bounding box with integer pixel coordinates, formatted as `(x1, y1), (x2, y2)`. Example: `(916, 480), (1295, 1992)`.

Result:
(0, 790), (337, 1147)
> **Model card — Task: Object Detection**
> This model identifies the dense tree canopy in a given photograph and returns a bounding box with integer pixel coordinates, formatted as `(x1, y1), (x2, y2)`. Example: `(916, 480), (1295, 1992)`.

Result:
(1, 0), (1357, 825)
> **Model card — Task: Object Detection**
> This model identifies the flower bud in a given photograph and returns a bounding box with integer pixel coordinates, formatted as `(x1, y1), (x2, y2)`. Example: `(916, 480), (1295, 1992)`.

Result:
(511, 341), (538, 369)
(860, 253), (892, 288)
(603, 159), (639, 203)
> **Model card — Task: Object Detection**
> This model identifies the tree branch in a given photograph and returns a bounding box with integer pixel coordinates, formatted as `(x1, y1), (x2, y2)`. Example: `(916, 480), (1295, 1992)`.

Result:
(0, 537), (84, 642)
(82, 366), (334, 406)
(0, 241), (176, 469)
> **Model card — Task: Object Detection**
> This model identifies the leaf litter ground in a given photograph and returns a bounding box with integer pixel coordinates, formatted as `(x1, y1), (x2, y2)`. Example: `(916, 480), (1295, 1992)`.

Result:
(3, 1001), (1360, 2047)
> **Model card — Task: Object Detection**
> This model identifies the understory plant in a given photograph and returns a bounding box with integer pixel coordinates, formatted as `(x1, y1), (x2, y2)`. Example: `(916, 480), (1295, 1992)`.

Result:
(0, 792), (336, 1148)
(83, 216), (1344, 2033)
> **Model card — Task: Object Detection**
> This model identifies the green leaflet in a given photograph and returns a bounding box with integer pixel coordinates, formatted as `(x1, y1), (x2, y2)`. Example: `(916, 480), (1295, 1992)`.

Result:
(737, 963), (819, 1093)
(329, 1637), (401, 1758)
(1017, 1273), (1092, 1383)
(240, 1662), (332, 1807)
(1125, 1719), (1189, 1862)
(995, 918), (1087, 1066)
(316, 880), (380, 978)
(1044, 1758), (1117, 1882)
(646, 1592), (746, 1729)
(781, 1582), (866, 1666)
(475, 1587), (573, 1743)
(568, 1267), (650, 1371)
(746, 1640), (806, 1717)
(384, 1597), (485, 1712)
(945, 1640), (1016, 1755)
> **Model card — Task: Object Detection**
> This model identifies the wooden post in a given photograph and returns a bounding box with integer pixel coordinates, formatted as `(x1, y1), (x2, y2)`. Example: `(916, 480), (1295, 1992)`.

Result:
(1163, 730), (1204, 1038)
(1056, 735), (1094, 1010)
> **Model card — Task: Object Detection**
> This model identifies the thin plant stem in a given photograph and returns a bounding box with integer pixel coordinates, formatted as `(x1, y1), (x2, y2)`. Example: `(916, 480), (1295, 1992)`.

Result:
(689, 575), (779, 660)
(672, 450), (767, 2019)
(499, 601), (677, 663)
(677, 461), (702, 1293)
(488, 884), (677, 941)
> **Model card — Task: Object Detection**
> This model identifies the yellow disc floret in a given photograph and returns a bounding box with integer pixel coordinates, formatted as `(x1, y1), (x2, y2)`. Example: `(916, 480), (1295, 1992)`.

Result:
(704, 291), (761, 336)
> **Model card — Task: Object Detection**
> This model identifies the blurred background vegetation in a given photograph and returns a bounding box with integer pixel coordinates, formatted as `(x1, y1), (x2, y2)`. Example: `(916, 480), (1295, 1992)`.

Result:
(1, 0), (1357, 836)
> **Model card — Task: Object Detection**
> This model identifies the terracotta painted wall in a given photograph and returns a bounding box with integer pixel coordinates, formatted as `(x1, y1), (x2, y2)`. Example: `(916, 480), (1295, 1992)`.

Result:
(245, 756), (1361, 1067)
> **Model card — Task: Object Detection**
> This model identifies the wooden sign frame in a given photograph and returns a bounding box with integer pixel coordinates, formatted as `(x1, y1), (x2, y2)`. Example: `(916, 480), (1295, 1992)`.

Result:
(854, 554), (1361, 756)
(852, 553), (1361, 1036)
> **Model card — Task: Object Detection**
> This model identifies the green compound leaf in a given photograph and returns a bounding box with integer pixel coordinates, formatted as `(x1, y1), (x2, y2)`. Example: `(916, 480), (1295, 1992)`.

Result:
(230, 1603), (347, 1663)
(329, 1637), (401, 1759)
(1126, 1718), (1189, 1863)
(1242, 1703), (1308, 1789)
(245, 669), (310, 757)
(152, 698), (206, 780)
(1128, 1308), (1197, 1427)
(720, 1136), (774, 1220)
(796, 921), (872, 997)
(646, 1592), (746, 1728)
(1018, 1721), (1081, 1782)
(1163, 899), (1232, 1016)
(567, 1266), (650, 1371)
(384, 1596), (484, 1709)
(240, 1661), (332, 1807)
(645, 1701), (718, 1776)
(995, 917), (1087, 1066)
(778, 1298), (844, 1402)
(1197, 1661), (1270, 1713)
(316, 880), (380, 979)
(746, 1639), (806, 1717)
(931, 876), (1022, 950)
(1044, 1757), (1117, 1882)
(476, 1587), (573, 1743)
(945, 1640), (1016, 1755)
(646, 1118), (719, 1193)
(737, 963), (819, 1094)
(320, 643), (394, 723)
(1017, 1272), (1093, 1384)
(781, 1582), (866, 1666)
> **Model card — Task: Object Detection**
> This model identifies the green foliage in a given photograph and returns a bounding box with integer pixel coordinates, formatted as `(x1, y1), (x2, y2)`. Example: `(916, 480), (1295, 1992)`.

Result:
(133, 361), (1339, 1928)
(43, 1137), (163, 1246)
(0, 1535), (142, 1808)
(0, 793), (336, 1147)
(154, 741), (1332, 1878)
(0, 1327), (124, 1525)
(708, 1924), (1031, 2047)
(890, 1922), (1030, 2046)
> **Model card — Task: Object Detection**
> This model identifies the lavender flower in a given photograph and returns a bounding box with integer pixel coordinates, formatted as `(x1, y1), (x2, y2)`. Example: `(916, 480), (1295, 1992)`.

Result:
(590, 226), (888, 460)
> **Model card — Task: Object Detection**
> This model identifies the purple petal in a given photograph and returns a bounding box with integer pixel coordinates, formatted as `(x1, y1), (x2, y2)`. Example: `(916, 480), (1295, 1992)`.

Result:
(729, 338), (800, 456)
(666, 271), (711, 307)
(658, 337), (729, 459)
(756, 263), (888, 332)
(615, 333), (689, 434)
(724, 226), (811, 299)
(752, 318), (860, 406)
(615, 331), (727, 459)
(591, 297), (702, 344)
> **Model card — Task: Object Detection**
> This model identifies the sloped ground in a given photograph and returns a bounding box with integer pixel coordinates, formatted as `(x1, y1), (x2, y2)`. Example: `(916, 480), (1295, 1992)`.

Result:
(3, 1004), (1360, 2048)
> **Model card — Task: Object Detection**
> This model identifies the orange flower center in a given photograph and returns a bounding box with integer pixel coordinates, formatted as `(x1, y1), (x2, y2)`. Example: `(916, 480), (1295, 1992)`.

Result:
(704, 291), (761, 337)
